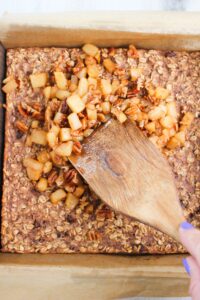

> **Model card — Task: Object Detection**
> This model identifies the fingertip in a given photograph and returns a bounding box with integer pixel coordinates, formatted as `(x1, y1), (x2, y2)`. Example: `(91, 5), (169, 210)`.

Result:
(182, 258), (190, 276)
(180, 221), (194, 230)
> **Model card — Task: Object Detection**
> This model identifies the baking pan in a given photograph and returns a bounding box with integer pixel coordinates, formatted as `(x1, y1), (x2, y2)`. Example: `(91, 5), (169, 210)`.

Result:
(1, 11), (199, 299)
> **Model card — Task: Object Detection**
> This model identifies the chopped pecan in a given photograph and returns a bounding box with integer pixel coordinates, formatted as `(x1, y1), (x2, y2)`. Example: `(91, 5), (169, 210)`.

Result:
(15, 120), (29, 133)
(64, 169), (79, 185)
(127, 88), (140, 98)
(96, 207), (113, 220)
(17, 102), (44, 120)
(73, 141), (82, 155)
(47, 169), (58, 186)
(128, 45), (139, 59)
(87, 230), (101, 241)
(60, 100), (69, 114)
(73, 59), (85, 75)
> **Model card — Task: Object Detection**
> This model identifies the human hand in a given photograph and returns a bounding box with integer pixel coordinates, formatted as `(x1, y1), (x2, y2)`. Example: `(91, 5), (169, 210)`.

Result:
(180, 221), (200, 300)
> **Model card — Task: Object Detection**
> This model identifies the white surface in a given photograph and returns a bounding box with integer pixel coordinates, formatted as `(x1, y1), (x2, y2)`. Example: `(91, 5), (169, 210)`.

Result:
(0, 0), (195, 299)
(0, 0), (200, 15)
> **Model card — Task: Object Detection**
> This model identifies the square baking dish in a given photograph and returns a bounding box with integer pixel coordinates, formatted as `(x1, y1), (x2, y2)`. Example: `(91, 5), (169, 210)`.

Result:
(1, 11), (200, 299)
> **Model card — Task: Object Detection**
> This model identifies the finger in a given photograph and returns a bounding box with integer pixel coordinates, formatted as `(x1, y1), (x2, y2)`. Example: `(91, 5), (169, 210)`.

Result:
(179, 221), (200, 267)
(183, 256), (200, 300)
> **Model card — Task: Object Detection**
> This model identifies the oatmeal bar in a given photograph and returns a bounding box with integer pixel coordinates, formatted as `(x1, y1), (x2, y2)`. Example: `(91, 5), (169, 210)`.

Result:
(1, 46), (199, 254)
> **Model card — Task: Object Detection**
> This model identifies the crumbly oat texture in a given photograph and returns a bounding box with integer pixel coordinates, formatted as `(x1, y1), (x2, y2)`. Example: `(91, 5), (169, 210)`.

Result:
(1, 47), (200, 254)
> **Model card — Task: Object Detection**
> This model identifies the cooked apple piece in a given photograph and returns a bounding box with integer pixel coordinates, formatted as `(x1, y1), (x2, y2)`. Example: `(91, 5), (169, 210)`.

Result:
(145, 122), (156, 133)
(67, 95), (85, 113)
(87, 108), (97, 120)
(23, 157), (43, 172)
(47, 131), (58, 148)
(36, 178), (48, 192)
(26, 167), (42, 181)
(101, 79), (112, 95)
(54, 72), (67, 90)
(148, 105), (167, 121)
(59, 128), (71, 142)
(43, 86), (51, 99)
(55, 141), (73, 157)
(78, 78), (88, 97)
(160, 116), (174, 129)
(54, 112), (65, 125)
(30, 73), (47, 88)
(103, 58), (115, 73)
(101, 102), (111, 114)
(2, 79), (18, 93)
(31, 129), (47, 146)
(82, 44), (99, 57)
(167, 136), (181, 149)
(56, 90), (70, 100)
(87, 65), (99, 78)
(50, 189), (67, 204)
(43, 161), (53, 174)
(50, 86), (58, 98)
(155, 87), (169, 100)
(74, 186), (85, 198)
(68, 113), (82, 130)
(166, 101), (177, 120)
(130, 68), (141, 81)
(37, 150), (50, 163)
(65, 192), (79, 210)
(31, 120), (39, 129)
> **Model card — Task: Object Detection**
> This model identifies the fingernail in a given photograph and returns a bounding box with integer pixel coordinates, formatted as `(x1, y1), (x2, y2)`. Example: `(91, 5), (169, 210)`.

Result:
(180, 221), (194, 230)
(182, 258), (190, 276)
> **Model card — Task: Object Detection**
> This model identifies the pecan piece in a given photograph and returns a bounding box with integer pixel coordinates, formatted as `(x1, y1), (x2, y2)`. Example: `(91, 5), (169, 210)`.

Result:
(87, 230), (101, 241)
(72, 141), (82, 155)
(48, 169), (58, 186)
(15, 120), (28, 133)
(18, 103), (29, 118)
(64, 169), (78, 184)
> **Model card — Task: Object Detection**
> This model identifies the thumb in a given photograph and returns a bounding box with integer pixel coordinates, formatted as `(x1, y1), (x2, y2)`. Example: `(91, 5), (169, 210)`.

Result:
(183, 256), (200, 300)
(179, 221), (200, 267)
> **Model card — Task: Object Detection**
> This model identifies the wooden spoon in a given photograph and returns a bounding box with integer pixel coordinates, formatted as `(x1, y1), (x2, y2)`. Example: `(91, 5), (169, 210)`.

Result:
(69, 119), (185, 242)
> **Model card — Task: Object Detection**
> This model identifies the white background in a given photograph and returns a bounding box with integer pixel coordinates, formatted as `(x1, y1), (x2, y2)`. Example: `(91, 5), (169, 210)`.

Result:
(0, 0), (195, 299)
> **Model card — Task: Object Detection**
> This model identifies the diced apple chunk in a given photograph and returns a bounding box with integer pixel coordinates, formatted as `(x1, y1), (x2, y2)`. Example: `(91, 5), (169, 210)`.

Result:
(82, 44), (99, 57)
(30, 73), (47, 88)
(74, 186), (85, 198)
(43, 86), (51, 99)
(37, 150), (50, 163)
(68, 113), (82, 130)
(103, 58), (115, 73)
(36, 178), (48, 192)
(101, 79), (112, 95)
(31, 129), (47, 146)
(56, 90), (70, 100)
(59, 128), (71, 142)
(67, 94), (85, 113)
(55, 141), (73, 157)
(50, 189), (67, 204)
(2, 79), (18, 93)
(78, 78), (88, 97)
(155, 87), (169, 100)
(87, 65), (99, 78)
(101, 102), (111, 114)
(130, 68), (141, 81)
(87, 108), (97, 120)
(26, 167), (42, 181)
(43, 161), (53, 174)
(65, 193), (79, 210)
(54, 72), (67, 90)
(47, 131), (58, 148)
(23, 157), (43, 172)
(160, 116), (174, 129)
